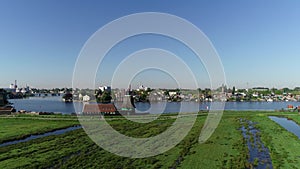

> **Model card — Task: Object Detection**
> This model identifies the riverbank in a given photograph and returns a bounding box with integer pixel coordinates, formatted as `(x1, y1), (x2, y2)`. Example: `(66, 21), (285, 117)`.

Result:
(0, 111), (300, 168)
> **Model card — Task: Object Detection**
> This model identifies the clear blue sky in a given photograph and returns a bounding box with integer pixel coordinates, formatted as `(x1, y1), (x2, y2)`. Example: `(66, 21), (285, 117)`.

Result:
(1, 0), (300, 89)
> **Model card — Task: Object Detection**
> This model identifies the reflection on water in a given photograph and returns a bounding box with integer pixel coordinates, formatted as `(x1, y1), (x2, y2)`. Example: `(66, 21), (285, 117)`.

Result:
(240, 119), (273, 169)
(269, 116), (300, 139)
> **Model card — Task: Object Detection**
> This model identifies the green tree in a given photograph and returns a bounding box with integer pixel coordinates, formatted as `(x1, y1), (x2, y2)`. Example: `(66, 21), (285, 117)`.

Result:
(203, 88), (211, 98)
(294, 87), (300, 91)
(96, 91), (112, 103)
(232, 86), (236, 95)
(283, 87), (289, 93)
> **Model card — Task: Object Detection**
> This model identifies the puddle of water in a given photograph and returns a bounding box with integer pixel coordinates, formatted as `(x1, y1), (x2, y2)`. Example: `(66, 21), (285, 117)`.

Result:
(0, 126), (82, 147)
(269, 116), (300, 139)
(240, 119), (273, 169)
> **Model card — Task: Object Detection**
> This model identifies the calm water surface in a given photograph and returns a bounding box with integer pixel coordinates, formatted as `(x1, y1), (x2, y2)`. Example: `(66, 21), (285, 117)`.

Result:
(240, 119), (273, 169)
(9, 97), (300, 114)
(269, 116), (300, 139)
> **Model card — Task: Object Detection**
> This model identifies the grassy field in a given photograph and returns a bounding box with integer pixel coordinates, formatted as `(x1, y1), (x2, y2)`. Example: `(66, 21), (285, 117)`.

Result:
(179, 113), (248, 169)
(0, 111), (300, 168)
(285, 114), (300, 124)
(249, 114), (300, 168)
(0, 115), (79, 144)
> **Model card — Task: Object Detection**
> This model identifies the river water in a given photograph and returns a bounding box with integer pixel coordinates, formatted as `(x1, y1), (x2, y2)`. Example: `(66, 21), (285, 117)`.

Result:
(240, 119), (273, 169)
(8, 96), (300, 114)
(269, 116), (300, 139)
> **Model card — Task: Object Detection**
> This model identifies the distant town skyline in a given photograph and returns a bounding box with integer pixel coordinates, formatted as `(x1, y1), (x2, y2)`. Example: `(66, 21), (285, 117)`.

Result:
(1, 1), (300, 89)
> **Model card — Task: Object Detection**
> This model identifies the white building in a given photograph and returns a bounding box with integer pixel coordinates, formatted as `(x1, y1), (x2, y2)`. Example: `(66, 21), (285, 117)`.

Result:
(78, 93), (83, 101)
(21, 88), (27, 94)
(83, 95), (90, 102)
(99, 86), (111, 92)
(138, 85), (149, 91)
(168, 91), (177, 96)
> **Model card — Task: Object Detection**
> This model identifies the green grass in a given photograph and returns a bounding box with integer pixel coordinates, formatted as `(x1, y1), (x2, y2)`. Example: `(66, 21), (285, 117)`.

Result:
(285, 114), (300, 124)
(1, 111), (300, 168)
(0, 115), (79, 144)
(178, 113), (248, 169)
(249, 114), (300, 168)
(0, 129), (91, 168)
(0, 115), (190, 168)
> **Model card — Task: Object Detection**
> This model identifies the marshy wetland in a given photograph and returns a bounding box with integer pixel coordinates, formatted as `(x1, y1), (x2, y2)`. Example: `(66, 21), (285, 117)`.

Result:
(0, 111), (300, 168)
